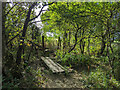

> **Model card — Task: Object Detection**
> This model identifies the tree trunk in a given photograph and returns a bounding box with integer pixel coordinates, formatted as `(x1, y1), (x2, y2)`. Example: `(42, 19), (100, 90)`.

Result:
(68, 29), (78, 53)
(68, 30), (71, 48)
(107, 44), (115, 77)
(63, 30), (67, 50)
(15, 3), (36, 79)
(57, 37), (61, 49)
(60, 37), (61, 49)
(100, 35), (106, 55)
(80, 39), (85, 54)
(42, 35), (44, 50)
(88, 36), (90, 55)
(16, 3), (36, 66)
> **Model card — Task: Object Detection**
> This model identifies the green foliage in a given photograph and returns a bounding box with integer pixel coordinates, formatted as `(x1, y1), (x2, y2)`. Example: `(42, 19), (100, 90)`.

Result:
(21, 66), (46, 88)
(114, 57), (120, 81)
(86, 68), (108, 88)
(109, 77), (120, 88)
(56, 50), (92, 67)
(3, 1), (120, 88)
(84, 67), (120, 88)
(2, 75), (20, 88)
(2, 65), (46, 88)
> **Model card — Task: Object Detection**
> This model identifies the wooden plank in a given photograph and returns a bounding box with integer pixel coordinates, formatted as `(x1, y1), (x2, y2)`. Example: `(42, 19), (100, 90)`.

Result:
(46, 57), (64, 72)
(41, 57), (57, 73)
(42, 57), (64, 73)
(41, 57), (65, 73)
(56, 63), (73, 73)
(46, 57), (64, 73)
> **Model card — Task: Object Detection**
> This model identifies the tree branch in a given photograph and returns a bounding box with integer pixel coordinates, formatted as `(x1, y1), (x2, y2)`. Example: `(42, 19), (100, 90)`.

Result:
(68, 26), (82, 53)
(26, 39), (42, 49)
(29, 2), (55, 22)
(5, 3), (18, 16)
(6, 30), (22, 45)
(28, 19), (51, 25)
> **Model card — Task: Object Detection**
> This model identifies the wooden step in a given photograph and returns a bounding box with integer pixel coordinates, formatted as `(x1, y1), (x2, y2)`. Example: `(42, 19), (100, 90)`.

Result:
(41, 57), (65, 73)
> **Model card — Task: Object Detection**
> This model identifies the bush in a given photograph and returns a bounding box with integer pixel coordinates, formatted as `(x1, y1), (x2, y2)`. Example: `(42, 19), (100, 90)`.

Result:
(56, 50), (92, 67)
(2, 75), (20, 88)
(114, 61), (120, 81)
(85, 67), (120, 88)
(2, 65), (46, 88)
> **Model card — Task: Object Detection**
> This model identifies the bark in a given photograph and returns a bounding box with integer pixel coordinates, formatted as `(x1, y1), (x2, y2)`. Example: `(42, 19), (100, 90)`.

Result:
(42, 35), (45, 50)
(88, 35), (90, 55)
(79, 28), (85, 54)
(27, 26), (36, 64)
(60, 37), (61, 49)
(57, 37), (61, 49)
(68, 29), (78, 53)
(80, 39), (85, 54)
(26, 43), (33, 69)
(100, 35), (106, 55)
(16, 3), (37, 66)
(5, 3), (18, 17)
(107, 44), (115, 77)
(68, 30), (71, 48)
(6, 31), (22, 45)
(63, 30), (67, 50)
(15, 3), (38, 79)
(106, 18), (115, 77)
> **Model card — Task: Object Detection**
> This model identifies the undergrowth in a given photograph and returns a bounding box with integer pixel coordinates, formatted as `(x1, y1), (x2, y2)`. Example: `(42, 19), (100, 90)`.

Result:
(82, 67), (120, 88)
(2, 65), (46, 88)
(56, 50), (94, 68)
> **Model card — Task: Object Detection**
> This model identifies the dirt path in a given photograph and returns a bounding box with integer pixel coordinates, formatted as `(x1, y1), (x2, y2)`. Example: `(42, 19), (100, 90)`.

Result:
(30, 58), (85, 88)
(42, 69), (84, 88)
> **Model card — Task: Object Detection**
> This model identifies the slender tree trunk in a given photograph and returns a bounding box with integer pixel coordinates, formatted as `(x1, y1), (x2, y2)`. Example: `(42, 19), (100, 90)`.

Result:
(57, 37), (60, 49)
(68, 29), (78, 53)
(80, 39), (85, 54)
(110, 41), (113, 53)
(15, 3), (37, 79)
(68, 30), (71, 48)
(82, 41), (85, 54)
(88, 36), (90, 55)
(27, 26), (34, 64)
(60, 37), (61, 49)
(107, 44), (115, 77)
(106, 19), (115, 77)
(42, 35), (44, 50)
(16, 3), (36, 66)
(27, 44), (33, 64)
(100, 35), (106, 55)
(79, 28), (85, 54)
(63, 30), (67, 50)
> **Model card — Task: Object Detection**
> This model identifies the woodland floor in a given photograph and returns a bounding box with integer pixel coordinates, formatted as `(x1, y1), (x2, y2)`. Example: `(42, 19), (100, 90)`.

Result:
(43, 69), (84, 88)
(30, 57), (86, 88)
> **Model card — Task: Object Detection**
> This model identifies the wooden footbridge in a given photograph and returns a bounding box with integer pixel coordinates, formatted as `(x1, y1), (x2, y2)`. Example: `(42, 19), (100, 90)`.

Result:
(41, 57), (73, 73)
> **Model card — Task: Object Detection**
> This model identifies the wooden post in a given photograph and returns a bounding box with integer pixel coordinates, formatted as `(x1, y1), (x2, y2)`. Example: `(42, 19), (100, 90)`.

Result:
(42, 35), (44, 50)
(57, 37), (60, 49)
(59, 37), (61, 49)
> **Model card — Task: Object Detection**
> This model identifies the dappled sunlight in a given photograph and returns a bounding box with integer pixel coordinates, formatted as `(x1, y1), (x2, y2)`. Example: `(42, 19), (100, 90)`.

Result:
(2, 2), (120, 89)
